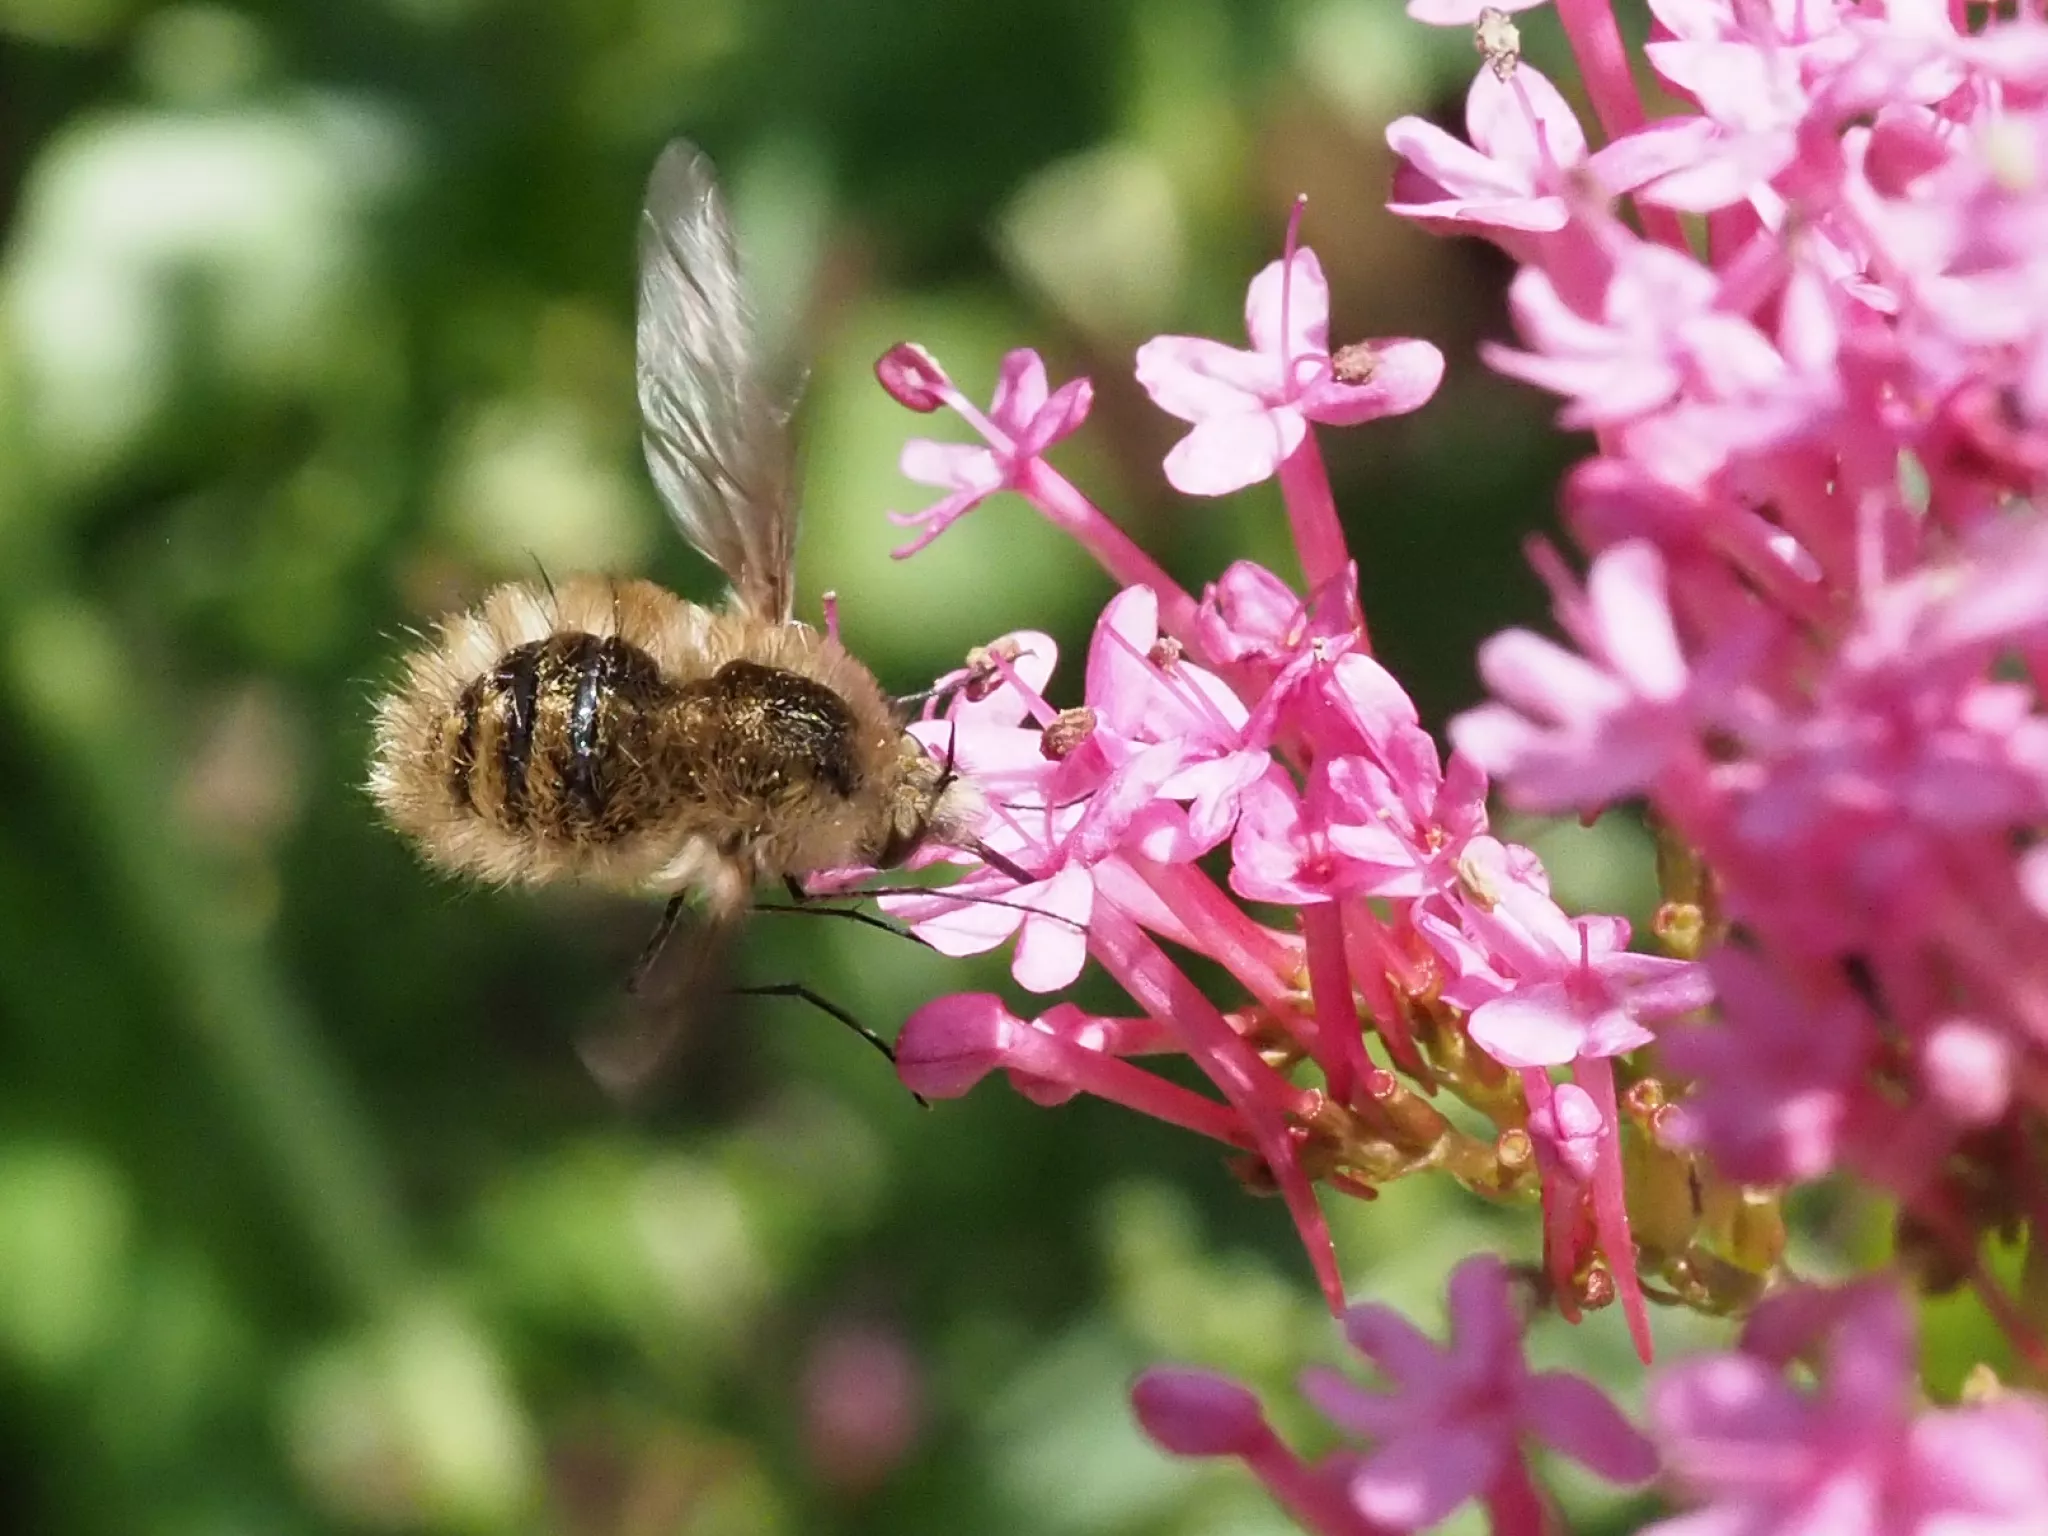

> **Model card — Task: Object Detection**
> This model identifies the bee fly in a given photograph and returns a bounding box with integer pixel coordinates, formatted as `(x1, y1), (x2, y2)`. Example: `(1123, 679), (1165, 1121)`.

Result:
(368, 141), (986, 1090)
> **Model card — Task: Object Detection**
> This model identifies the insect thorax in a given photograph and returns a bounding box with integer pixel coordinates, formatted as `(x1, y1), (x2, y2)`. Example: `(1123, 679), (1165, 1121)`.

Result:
(671, 660), (865, 807)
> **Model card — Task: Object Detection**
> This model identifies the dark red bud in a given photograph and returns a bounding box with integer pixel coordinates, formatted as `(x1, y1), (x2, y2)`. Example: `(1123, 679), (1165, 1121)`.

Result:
(961, 638), (1024, 701)
(876, 343), (951, 412)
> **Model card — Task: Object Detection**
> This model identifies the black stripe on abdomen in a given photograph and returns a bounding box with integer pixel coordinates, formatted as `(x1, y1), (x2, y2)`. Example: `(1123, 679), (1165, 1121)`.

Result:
(562, 635), (615, 823)
(493, 642), (544, 824)
(449, 677), (483, 811)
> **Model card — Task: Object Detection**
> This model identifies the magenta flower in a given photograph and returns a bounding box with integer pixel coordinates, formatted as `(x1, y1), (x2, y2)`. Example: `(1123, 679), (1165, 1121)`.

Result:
(1131, 1258), (1659, 1535)
(1083, 585), (1272, 852)
(1132, 1370), (1389, 1536)
(1647, 1281), (2048, 1536)
(1464, 926), (1708, 1070)
(1194, 559), (1361, 681)
(1388, 61), (1712, 243)
(895, 993), (1244, 1141)
(1482, 238), (1798, 440)
(855, 2), (2048, 1498)
(1135, 245), (1442, 496)
(1451, 540), (1701, 812)
(1300, 1255), (1657, 1531)
(1659, 948), (1881, 1185)
(886, 347), (1091, 556)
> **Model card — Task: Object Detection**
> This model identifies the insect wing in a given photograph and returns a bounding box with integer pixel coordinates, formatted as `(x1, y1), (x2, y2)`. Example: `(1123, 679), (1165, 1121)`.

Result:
(577, 901), (745, 1101)
(636, 140), (798, 623)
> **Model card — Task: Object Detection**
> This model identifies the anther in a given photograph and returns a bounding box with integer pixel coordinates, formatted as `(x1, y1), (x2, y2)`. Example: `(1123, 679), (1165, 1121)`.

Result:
(1040, 706), (1097, 761)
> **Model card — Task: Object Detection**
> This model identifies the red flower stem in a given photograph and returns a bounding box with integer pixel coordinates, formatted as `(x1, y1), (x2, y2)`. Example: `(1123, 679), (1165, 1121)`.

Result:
(1301, 901), (1373, 1107)
(1016, 457), (1200, 637)
(1341, 903), (1427, 1079)
(1125, 853), (1299, 1008)
(1521, 1069), (1585, 1324)
(1005, 1029), (1253, 1147)
(1483, 1454), (1557, 1536)
(1552, 0), (1691, 253)
(1276, 435), (1367, 649)
(1092, 901), (1346, 1311)
(1577, 1055), (1654, 1361)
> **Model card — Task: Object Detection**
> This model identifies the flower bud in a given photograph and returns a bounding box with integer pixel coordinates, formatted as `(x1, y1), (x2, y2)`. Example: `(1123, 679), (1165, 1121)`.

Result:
(1131, 1368), (1272, 1458)
(875, 343), (951, 411)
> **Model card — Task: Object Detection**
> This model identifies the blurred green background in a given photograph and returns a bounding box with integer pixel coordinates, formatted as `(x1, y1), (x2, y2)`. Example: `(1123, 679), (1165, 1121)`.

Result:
(0, 2), (1689, 1532)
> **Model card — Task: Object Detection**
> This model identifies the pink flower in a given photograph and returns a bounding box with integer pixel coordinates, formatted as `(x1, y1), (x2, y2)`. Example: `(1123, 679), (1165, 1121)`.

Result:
(1646, 1281), (2048, 1536)
(1133, 1370), (1387, 1536)
(1465, 918), (1710, 1070)
(1388, 62), (1713, 242)
(1194, 560), (1362, 684)
(1659, 948), (1881, 1185)
(1084, 585), (1271, 852)
(887, 347), (1091, 555)
(1301, 1255), (1658, 1531)
(894, 993), (1244, 1142)
(1452, 540), (1700, 813)
(1482, 238), (1797, 440)
(1136, 245), (1442, 496)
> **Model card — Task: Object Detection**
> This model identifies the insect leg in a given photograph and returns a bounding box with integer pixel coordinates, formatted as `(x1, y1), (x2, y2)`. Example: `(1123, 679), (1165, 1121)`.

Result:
(731, 982), (929, 1107)
(627, 892), (689, 995)
(754, 901), (926, 943)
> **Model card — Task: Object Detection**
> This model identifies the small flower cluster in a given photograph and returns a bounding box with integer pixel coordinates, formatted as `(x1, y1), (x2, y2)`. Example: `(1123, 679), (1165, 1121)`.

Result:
(854, 0), (2048, 1528)
(871, 239), (1705, 1350)
(1133, 1259), (2048, 1536)
(1399, 0), (2048, 1304)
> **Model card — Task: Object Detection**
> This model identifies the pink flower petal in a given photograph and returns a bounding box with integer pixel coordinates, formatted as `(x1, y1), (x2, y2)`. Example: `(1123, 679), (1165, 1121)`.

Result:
(1012, 865), (1094, 991)
(988, 347), (1050, 427)
(1245, 247), (1331, 361)
(1386, 115), (1531, 203)
(899, 438), (1004, 492)
(1468, 63), (1586, 175)
(1163, 407), (1307, 496)
(1298, 1366), (1412, 1440)
(1340, 1302), (1444, 1386)
(1470, 982), (1603, 1067)
(1299, 338), (1446, 426)
(1018, 375), (1094, 454)
(1349, 1424), (1502, 1531)
(1521, 1371), (1659, 1482)
(1135, 334), (1277, 422)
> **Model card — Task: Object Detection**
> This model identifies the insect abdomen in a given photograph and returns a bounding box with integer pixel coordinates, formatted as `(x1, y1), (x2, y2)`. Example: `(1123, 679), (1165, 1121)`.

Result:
(448, 632), (678, 843)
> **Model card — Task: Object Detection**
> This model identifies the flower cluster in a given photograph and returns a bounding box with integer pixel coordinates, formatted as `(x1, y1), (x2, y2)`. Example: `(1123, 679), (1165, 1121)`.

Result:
(1397, 0), (2048, 1301)
(1133, 1259), (2048, 1536)
(854, 0), (2048, 1528)
(871, 241), (1705, 1349)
